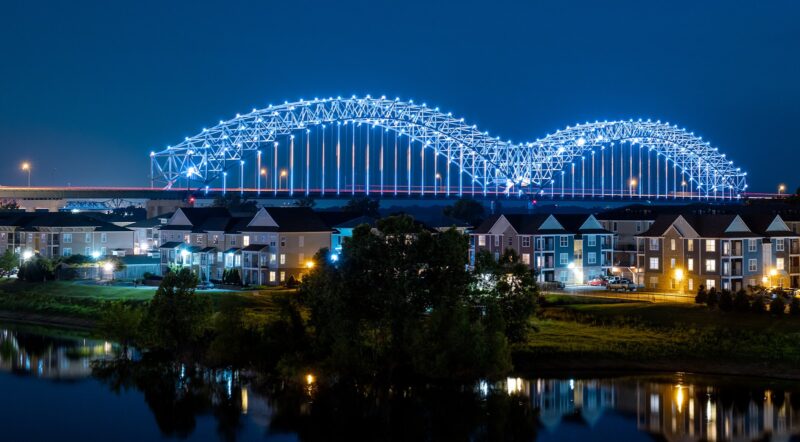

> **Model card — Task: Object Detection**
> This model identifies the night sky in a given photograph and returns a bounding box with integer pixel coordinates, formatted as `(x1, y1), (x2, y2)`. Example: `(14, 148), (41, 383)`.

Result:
(1, 0), (798, 191)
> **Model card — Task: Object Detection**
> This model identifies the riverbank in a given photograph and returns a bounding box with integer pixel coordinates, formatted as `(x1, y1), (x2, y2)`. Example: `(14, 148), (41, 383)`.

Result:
(4, 280), (800, 380)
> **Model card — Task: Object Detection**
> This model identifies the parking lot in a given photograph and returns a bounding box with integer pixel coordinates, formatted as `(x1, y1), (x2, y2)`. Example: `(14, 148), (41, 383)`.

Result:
(544, 285), (696, 304)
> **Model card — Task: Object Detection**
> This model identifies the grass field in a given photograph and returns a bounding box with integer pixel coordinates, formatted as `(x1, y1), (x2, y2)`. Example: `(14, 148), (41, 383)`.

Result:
(0, 279), (296, 323)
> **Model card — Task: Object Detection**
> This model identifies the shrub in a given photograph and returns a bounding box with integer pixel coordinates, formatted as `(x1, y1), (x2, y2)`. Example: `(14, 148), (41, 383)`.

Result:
(285, 275), (299, 289)
(706, 287), (719, 308)
(17, 256), (55, 282)
(790, 297), (800, 316)
(770, 296), (787, 315)
(718, 289), (733, 312)
(733, 290), (751, 312)
(695, 285), (708, 304)
(751, 294), (767, 314)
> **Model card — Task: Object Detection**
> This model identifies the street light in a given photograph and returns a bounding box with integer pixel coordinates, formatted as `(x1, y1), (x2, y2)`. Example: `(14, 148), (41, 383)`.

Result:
(629, 178), (637, 198)
(778, 184), (786, 196)
(435, 173), (442, 195)
(21, 162), (31, 187)
(674, 268), (684, 294)
(280, 169), (288, 191)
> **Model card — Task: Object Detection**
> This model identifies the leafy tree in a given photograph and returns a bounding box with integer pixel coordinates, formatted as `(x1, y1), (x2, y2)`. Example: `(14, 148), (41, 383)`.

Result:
(443, 198), (486, 226)
(751, 294), (767, 314)
(770, 295), (787, 315)
(98, 303), (143, 357)
(212, 194), (257, 213)
(344, 196), (380, 217)
(0, 200), (19, 210)
(718, 289), (733, 312)
(293, 196), (316, 208)
(695, 285), (708, 304)
(706, 287), (719, 308)
(789, 297), (800, 316)
(17, 256), (55, 282)
(0, 249), (17, 277)
(144, 268), (212, 352)
(222, 268), (241, 285)
(733, 290), (751, 312)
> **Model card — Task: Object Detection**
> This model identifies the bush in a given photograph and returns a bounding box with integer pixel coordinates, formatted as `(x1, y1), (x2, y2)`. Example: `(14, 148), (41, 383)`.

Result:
(733, 290), (751, 312)
(695, 285), (708, 304)
(17, 256), (55, 282)
(222, 268), (241, 285)
(790, 297), (800, 316)
(718, 289), (733, 312)
(706, 287), (719, 308)
(285, 275), (299, 289)
(769, 296), (787, 315)
(144, 268), (212, 352)
(751, 294), (767, 314)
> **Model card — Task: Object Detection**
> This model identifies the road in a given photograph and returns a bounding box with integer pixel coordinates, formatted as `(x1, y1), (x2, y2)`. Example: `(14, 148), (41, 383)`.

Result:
(548, 285), (696, 303)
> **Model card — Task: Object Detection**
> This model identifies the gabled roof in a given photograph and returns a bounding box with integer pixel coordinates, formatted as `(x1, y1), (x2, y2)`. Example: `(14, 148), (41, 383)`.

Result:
(171, 207), (232, 226)
(473, 214), (563, 235)
(264, 207), (331, 232)
(552, 214), (612, 236)
(640, 214), (761, 238)
(740, 214), (798, 237)
(0, 212), (131, 232)
(126, 212), (173, 228)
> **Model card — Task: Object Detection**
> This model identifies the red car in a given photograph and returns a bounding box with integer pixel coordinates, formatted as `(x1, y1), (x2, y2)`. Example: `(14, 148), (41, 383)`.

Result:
(588, 277), (606, 286)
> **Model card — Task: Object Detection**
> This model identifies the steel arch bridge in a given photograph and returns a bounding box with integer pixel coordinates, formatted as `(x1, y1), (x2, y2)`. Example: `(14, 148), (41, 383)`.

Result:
(150, 95), (748, 200)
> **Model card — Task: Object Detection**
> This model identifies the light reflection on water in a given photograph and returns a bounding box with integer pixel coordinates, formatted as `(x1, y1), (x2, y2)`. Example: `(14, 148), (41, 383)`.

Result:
(2, 325), (800, 441)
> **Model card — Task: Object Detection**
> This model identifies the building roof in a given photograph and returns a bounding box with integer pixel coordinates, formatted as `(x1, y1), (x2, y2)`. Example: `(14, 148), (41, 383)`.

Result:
(0, 212), (131, 232)
(159, 241), (185, 249)
(334, 215), (377, 229)
(473, 214), (558, 235)
(316, 210), (366, 228)
(265, 207), (331, 232)
(126, 212), (174, 228)
(177, 207), (232, 225)
(639, 214), (764, 238)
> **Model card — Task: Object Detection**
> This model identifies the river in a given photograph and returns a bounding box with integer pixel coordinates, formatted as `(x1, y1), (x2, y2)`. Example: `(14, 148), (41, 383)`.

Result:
(1, 323), (799, 441)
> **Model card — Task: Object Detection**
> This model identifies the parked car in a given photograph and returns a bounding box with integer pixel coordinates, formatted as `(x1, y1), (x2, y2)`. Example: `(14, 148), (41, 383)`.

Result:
(587, 277), (606, 286)
(607, 278), (637, 292)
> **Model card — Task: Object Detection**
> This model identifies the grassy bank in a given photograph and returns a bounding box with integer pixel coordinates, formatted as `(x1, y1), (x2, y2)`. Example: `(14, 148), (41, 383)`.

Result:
(0, 279), (293, 325)
(515, 296), (800, 378)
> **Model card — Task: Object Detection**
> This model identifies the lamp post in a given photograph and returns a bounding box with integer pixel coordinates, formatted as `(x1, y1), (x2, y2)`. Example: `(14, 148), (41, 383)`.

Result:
(674, 268), (684, 294)
(280, 169), (288, 191)
(21, 162), (31, 187)
(223, 172), (228, 195)
(435, 173), (442, 195)
(778, 184), (786, 197)
(260, 168), (267, 195)
(256, 151), (262, 195)
(240, 160), (245, 194)
(629, 178), (637, 198)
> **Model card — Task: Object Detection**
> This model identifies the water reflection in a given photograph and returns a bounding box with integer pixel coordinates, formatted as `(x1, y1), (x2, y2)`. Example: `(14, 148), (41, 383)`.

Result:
(0, 328), (114, 379)
(3, 325), (800, 441)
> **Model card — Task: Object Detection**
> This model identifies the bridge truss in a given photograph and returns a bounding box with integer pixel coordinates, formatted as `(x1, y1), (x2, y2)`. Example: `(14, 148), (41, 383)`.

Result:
(151, 96), (748, 200)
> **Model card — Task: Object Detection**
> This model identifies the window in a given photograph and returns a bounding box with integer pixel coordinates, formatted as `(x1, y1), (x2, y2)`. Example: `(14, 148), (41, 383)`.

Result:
(85, 233), (92, 243)
(749, 239), (757, 253)
(85, 247), (91, 256)
(670, 258), (676, 269)
(270, 253), (276, 263)
(705, 259), (716, 272)
(706, 279), (716, 290)
(269, 271), (276, 282)
(649, 276), (658, 288)
(281, 237), (287, 247)
(183, 234), (189, 243)
(560, 236), (568, 247)
(100, 247), (106, 255)
(587, 235), (596, 247)
(688, 258), (694, 271)
(478, 235), (486, 246)
(62, 248), (71, 257)
(705, 240), (715, 252)
(777, 257), (785, 270)
(636, 222), (641, 233)
(670, 238), (676, 251)
(280, 254), (286, 265)
(212, 234), (219, 245)
(522, 253), (530, 265)
(280, 271), (285, 281)
(588, 252), (596, 265)
(494, 252), (500, 261)
(776, 239), (785, 252)
(613, 222), (618, 231)
(536, 237), (544, 250)
(243, 236), (250, 247)
(229, 236), (236, 245)
(508, 236), (513, 246)
(687, 240), (694, 252)
(299, 236), (305, 247)
(521, 236), (531, 248)
(559, 253), (568, 265)
(195, 234), (203, 244)
(748, 259), (757, 272)
(100, 233), (108, 243)
(63, 233), (72, 244)
(649, 238), (659, 251)
(688, 278), (694, 291)
(649, 257), (659, 270)
(299, 253), (305, 264)
(722, 241), (730, 255)
(494, 236), (500, 246)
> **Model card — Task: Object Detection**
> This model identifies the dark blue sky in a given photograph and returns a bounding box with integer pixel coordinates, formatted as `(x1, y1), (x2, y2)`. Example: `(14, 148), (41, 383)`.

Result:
(1, 0), (798, 191)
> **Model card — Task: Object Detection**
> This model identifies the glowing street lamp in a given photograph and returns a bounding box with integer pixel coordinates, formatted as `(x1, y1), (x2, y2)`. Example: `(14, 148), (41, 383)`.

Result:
(305, 260), (315, 269)
(778, 184), (786, 196)
(629, 178), (637, 198)
(280, 169), (288, 191)
(674, 268), (684, 294)
(21, 162), (31, 187)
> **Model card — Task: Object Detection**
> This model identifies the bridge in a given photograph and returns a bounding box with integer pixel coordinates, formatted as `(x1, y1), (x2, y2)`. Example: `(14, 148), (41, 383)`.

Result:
(150, 95), (748, 200)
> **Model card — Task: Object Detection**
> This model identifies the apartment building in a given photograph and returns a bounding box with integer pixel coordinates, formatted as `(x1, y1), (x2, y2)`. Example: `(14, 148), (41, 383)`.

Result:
(636, 213), (800, 292)
(470, 213), (614, 284)
(127, 212), (172, 255)
(0, 212), (134, 259)
(158, 206), (332, 285)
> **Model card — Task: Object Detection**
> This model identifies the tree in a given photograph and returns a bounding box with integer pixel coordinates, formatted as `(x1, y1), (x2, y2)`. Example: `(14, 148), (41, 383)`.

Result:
(98, 303), (143, 357)
(212, 194), (257, 213)
(695, 285), (708, 304)
(706, 287), (719, 308)
(17, 256), (55, 282)
(733, 290), (751, 312)
(344, 196), (380, 217)
(770, 296), (786, 315)
(443, 198), (486, 226)
(144, 268), (212, 352)
(718, 289), (733, 312)
(293, 196), (316, 208)
(789, 297), (800, 316)
(0, 200), (19, 210)
(751, 294), (767, 314)
(0, 249), (17, 277)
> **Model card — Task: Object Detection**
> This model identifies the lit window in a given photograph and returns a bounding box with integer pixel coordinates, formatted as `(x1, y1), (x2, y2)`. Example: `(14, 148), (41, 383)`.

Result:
(777, 257), (785, 270)
(670, 238), (676, 251)
(705, 259), (716, 272)
(687, 240), (694, 252)
(478, 235), (486, 246)
(243, 236), (250, 247)
(705, 240), (715, 252)
(705, 279), (716, 290)
(63, 233), (72, 244)
(280, 254), (285, 265)
(587, 235), (596, 247)
(649, 238), (659, 251)
(269, 271), (276, 282)
(522, 253), (530, 265)
(559, 253), (568, 265)
(649, 257), (659, 270)
(688, 258), (694, 271)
